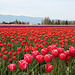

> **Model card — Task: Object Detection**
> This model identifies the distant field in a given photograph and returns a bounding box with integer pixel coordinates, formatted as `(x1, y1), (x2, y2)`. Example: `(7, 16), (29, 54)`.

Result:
(0, 24), (75, 28)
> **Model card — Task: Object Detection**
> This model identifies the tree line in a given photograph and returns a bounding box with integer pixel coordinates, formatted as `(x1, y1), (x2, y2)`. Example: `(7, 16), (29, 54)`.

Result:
(0, 20), (29, 24)
(41, 17), (75, 25)
(0, 17), (75, 25)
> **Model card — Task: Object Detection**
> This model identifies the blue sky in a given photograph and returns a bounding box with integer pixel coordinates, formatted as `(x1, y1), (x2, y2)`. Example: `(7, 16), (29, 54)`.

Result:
(0, 0), (75, 20)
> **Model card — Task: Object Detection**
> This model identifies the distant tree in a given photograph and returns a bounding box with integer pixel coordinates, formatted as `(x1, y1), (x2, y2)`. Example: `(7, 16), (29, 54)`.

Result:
(14, 20), (18, 24)
(68, 21), (72, 25)
(65, 20), (68, 25)
(56, 20), (61, 25)
(18, 21), (21, 24)
(21, 21), (25, 24)
(37, 23), (40, 25)
(44, 17), (51, 25)
(73, 21), (75, 25)
(2, 21), (7, 24)
(27, 22), (29, 24)
(41, 20), (44, 25)
(9, 22), (13, 24)
(61, 21), (65, 25)
(42, 17), (52, 25)
(51, 20), (55, 25)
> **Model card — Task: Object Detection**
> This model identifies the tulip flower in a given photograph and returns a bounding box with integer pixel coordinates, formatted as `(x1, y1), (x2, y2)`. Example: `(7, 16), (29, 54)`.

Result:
(13, 52), (16, 56)
(41, 48), (48, 55)
(1, 47), (5, 52)
(45, 64), (53, 72)
(12, 56), (16, 60)
(19, 60), (28, 75)
(57, 48), (64, 54)
(59, 53), (66, 60)
(24, 54), (32, 64)
(2, 55), (7, 60)
(69, 46), (75, 57)
(9, 51), (12, 55)
(17, 47), (22, 51)
(18, 60), (28, 69)
(4, 51), (8, 54)
(36, 55), (44, 63)
(0, 52), (3, 57)
(7, 43), (11, 47)
(8, 64), (16, 71)
(8, 58), (12, 62)
(44, 54), (53, 63)
(31, 51), (40, 58)
(24, 54), (32, 75)
(48, 45), (56, 52)
(64, 50), (69, 57)
(65, 56), (70, 61)
(52, 49), (59, 58)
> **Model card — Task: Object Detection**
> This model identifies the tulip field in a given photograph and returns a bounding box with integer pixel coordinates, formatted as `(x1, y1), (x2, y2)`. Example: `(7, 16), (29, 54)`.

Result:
(0, 27), (75, 75)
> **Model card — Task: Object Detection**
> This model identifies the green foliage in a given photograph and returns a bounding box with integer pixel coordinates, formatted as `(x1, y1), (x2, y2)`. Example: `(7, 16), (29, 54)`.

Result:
(1, 20), (29, 24)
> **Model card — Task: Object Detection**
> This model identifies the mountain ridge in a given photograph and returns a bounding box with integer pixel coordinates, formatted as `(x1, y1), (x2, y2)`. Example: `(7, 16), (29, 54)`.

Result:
(0, 14), (44, 24)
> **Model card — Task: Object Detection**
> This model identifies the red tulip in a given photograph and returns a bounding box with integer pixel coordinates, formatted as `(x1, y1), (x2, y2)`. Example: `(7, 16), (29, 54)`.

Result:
(59, 53), (66, 60)
(31, 51), (39, 58)
(0, 52), (2, 56)
(36, 55), (44, 63)
(69, 46), (75, 57)
(17, 52), (19, 55)
(25, 46), (30, 53)
(10, 36), (13, 39)
(11, 49), (14, 52)
(57, 48), (64, 54)
(7, 43), (11, 47)
(13, 52), (16, 56)
(12, 45), (14, 47)
(48, 45), (56, 52)
(65, 56), (70, 61)
(15, 41), (18, 44)
(11, 39), (14, 42)
(9, 51), (12, 55)
(64, 50), (69, 57)
(12, 56), (16, 60)
(24, 54), (32, 64)
(41, 48), (48, 55)
(2, 55), (7, 60)
(17, 47), (22, 51)
(1, 47), (5, 52)
(4, 51), (8, 54)
(18, 60), (28, 69)
(44, 54), (53, 63)
(8, 64), (16, 71)
(3, 43), (6, 47)
(0, 44), (3, 46)
(21, 43), (23, 46)
(52, 49), (59, 57)
(8, 58), (12, 62)
(45, 64), (53, 72)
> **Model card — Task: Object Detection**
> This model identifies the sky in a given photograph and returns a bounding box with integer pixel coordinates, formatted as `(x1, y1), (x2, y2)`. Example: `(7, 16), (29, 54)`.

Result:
(0, 0), (75, 20)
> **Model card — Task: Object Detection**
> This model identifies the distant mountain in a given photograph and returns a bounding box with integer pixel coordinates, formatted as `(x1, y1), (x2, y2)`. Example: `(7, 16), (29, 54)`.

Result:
(0, 14), (44, 24)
